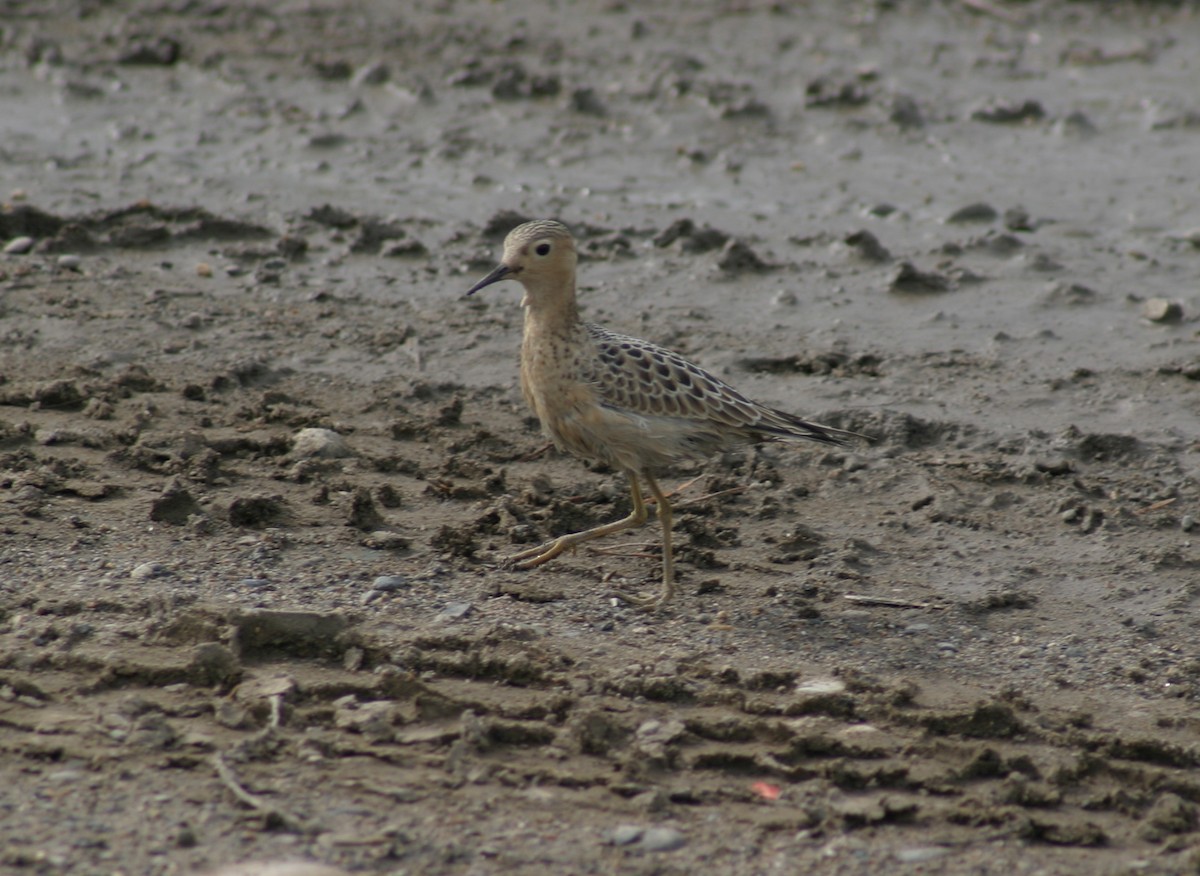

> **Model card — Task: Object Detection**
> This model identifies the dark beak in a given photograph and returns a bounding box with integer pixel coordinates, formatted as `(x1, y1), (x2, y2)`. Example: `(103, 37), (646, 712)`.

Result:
(465, 263), (514, 296)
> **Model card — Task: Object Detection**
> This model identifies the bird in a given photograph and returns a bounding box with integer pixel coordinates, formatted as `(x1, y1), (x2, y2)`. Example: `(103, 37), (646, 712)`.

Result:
(466, 219), (862, 609)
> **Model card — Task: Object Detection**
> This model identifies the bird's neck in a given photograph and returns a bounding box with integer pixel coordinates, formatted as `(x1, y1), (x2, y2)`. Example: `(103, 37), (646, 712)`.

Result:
(521, 280), (581, 332)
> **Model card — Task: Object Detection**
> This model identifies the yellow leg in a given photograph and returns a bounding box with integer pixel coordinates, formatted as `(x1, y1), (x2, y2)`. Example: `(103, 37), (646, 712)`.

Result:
(611, 471), (675, 610)
(507, 472), (648, 568)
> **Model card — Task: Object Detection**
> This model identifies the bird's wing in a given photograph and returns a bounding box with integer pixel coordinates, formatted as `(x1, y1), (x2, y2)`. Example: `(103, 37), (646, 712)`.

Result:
(582, 324), (851, 446)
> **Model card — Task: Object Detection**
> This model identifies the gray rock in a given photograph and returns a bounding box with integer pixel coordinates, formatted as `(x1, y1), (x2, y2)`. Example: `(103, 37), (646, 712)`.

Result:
(890, 261), (951, 294)
(895, 847), (949, 863)
(1141, 298), (1183, 323)
(438, 601), (474, 621)
(292, 427), (352, 458)
(3, 235), (35, 254)
(372, 575), (408, 592)
(947, 202), (998, 224)
(131, 561), (168, 581)
(640, 827), (687, 852)
(610, 825), (643, 846)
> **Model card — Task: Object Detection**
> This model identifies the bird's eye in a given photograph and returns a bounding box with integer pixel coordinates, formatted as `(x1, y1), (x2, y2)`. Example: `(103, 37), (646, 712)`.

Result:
(535, 242), (551, 256)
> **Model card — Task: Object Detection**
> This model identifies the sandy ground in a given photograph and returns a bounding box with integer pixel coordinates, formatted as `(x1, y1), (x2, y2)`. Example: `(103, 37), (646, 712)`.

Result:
(2, 1), (1200, 874)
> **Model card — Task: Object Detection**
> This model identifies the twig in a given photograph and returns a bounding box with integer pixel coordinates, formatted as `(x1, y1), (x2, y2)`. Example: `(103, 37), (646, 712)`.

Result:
(1134, 497), (1176, 516)
(516, 442), (553, 463)
(673, 485), (748, 509)
(663, 474), (705, 499)
(212, 752), (303, 831)
(844, 593), (935, 610)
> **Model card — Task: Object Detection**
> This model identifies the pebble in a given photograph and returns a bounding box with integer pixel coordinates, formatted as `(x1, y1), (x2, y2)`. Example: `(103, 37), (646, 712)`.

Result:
(946, 202), (997, 224)
(641, 827), (687, 852)
(1181, 515), (1195, 533)
(1141, 298), (1183, 323)
(438, 601), (474, 621)
(3, 235), (34, 254)
(611, 825), (643, 846)
(795, 678), (846, 695)
(971, 98), (1045, 124)
(130, 561), (168, 580)
(844, 229), (892, 262)
(372, 575), (408, 592)
(57, 254), (81, 270)
(240, 578), (272, 588)
(292, 427), (352, 458)
(895, 847), (950, 863)
(716, 239), (769, 274)
(890, 261), (951, 294)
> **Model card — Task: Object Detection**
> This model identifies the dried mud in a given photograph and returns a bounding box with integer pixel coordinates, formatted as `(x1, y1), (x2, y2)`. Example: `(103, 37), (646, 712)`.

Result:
(2, 2), (1200, 875)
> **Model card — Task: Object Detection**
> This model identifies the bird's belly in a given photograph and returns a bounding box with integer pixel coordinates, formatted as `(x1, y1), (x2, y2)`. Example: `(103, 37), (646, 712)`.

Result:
(536, 390), (732, 472)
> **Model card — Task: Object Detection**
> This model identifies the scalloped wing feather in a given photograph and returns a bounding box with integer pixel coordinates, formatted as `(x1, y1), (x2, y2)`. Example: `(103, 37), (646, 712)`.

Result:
(582, 324), (850, 448)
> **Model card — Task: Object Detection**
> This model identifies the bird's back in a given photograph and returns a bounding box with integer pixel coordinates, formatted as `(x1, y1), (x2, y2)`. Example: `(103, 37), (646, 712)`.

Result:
(571, 324), (852, 470)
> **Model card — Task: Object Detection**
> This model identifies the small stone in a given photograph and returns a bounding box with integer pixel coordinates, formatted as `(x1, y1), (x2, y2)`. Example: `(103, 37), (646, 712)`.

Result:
(795, 678), (846, 695)
(150, 479), (203, 525)
(569, 87), (607, 116)
(292, 427), (352, 458)
(890, 261), (951, 294)
(131, 562), (168, 581)
(716, 239), (769, 274)
(844, 229), (891, 262)
(372, 575), (408, 592)
(947, 202), (998, 224)
(1181, 515), (1196, 533)
(640, 827), (687, 852)
(611, 825), (644, 846)
(3, 236), (35, 254)
(361, 530), (411, 550)
(56, 254), (81, 270)
(1141, 298), (1183, 323)
(1004, 207), (1034, 231)
(971, 98), (1045, 124)
(438, 601), (474, 621)
(895, 847), (949, 863)
(381, 238), (429, 258)
(1042, 281), (1097, 307)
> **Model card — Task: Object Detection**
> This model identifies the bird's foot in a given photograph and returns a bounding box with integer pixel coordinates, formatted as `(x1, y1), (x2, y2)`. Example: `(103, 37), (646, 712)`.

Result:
(505, 536), (573, 569)
(608, 586), (669, 612)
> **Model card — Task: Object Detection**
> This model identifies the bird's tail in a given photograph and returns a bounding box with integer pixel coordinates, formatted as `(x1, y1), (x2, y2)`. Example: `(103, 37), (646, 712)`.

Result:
(755, 408), (870, 447)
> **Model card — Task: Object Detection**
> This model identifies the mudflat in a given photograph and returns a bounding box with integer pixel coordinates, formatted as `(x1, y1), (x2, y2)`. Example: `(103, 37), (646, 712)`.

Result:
(2, 2), (1199, 874)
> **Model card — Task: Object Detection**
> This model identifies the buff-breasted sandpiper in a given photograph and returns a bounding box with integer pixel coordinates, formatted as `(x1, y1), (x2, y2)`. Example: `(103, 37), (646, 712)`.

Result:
(466, 219), (861, 609)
